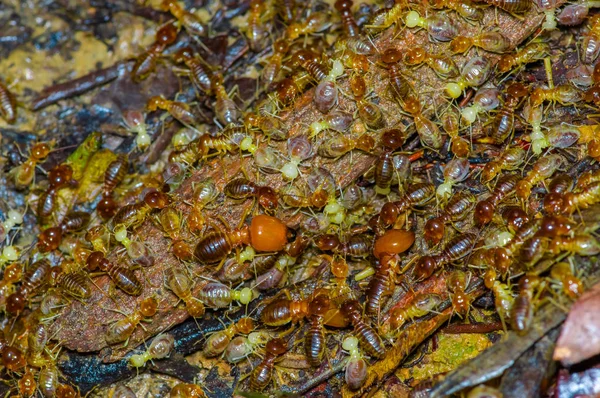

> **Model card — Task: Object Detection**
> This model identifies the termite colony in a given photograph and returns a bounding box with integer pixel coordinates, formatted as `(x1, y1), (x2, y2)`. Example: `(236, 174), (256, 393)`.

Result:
(2, 0), (600, 395)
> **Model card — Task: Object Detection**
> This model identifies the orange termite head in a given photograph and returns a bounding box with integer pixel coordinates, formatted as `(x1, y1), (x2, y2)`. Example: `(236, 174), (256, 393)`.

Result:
(173, 47), (194, 63)
(30, 142), (52, 161)
(257, 187), (279, 209)
(506, 81), (529, 98)
(340, 299), (363, 320)
(146, 96), (165, 112)
(273, 39), (288, 53)
(404, 47), (426, 65)
(266, 338), (287, 356)
(402, 96), (421, 114)
(334, 0), (353, 12)
(381, 48), (402, 64)
(156, 23), (178, 45)
(290, 49), (319, 68)
(381, 128), (404, 150)
(484, 268), (497, 289)
(308, 294), (331, 316)
(529, 87), (545, 107)
(474, 199), (494, 225)
(414, 256), (436, 280)
(236, 317), (255, 334)
(140, 297), (159, 317)
(518, 273), (541, 291)
(159, 0), (174, 11)
(144, 190), (171, 209)
(314, 234), (341, 251)
(450, 36), (471, 53)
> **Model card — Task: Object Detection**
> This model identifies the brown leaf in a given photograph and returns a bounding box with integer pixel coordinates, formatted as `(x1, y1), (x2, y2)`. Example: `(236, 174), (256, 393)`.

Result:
(554, 283), (600, 366)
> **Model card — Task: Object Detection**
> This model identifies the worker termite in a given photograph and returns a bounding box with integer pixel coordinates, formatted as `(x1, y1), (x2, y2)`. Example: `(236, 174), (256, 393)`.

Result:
(365, 1), (405, 29)
(129, 333), (175, 368)
(401, 96), (444, 149)
(436, 158), (470, 199)
(450, 32), (511, 54)
(104, 297), (158, 345)
(314, 234), (373, 258)
(543, 174), (574, 215)
(497, 42), (550, 73)
(39, 365), (59, 397)
(488, 82), (529, 144)
(482, 0), (531, 13)
(530, 84), (582, 108)
(425, 191), (476, 244)
(224, 178), (278, 210)
(262, 40), (288, 86)
(376, 183), (435, 228)
(365, 254), (399, 316)
(516, 154), (565, 200)
(448, 270), (472, 317)
(37, 164), (78, 225)
(386, 293), (443, 333)
(211, 72), (241, 125)
(285, 12), (332, 40)
(131, 23), (178, 81)
(55, 271), (92, 300)
(374, 129), (405, 194)
(549, 234), (600, 256)
(510, 273), (542, 334)
(432, 0), (484, 21)
(243, 0), (271, 51)
(480, 146), (526, 183)
(173, 47), (212, 95)
(317, 133), (375, 158)
(560, 181), (600, 214)
(10, 142), (52, 189)
(260, 295), (310, 327)
(121, 110), (151, 151)
(381, 48), (411, 101)
(404, 10), (458, 42)
(86, 251), (143, 296)
(404, 47), (459, 79)
(147, 96), (198, 127)
(224, 331), (269, 364)
(170, 383), (206, 397)
(474, 174), (519, 225)
(340, 299), (385, 358)
(0, 79), (17, 123)
(342, 336), (367, 391)
(414, 233), (477, 280)
(445, 56), (493, 98)
(309, 111), (353, 139)
(335, 0), (376, 54)
(113, 225), (154, 267)
(249, 337), (288, 391)
(198, 282), (253, 308)
(550, 261), (583, 299)
(304, 294), (330, 367)
(484, 269), (514, 326)
(112, 190), (171, 230)
(460, 87), (500, 125)
(96, 154), (128, 220)
(165, 268), (205, 317)
(6, 259), (51, 314)
(349, 75), (385, 130)
(160, 0), (206, 37)
(203, 317), (254, 358)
